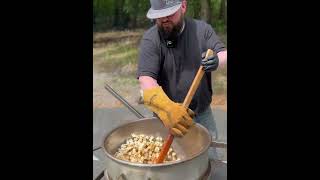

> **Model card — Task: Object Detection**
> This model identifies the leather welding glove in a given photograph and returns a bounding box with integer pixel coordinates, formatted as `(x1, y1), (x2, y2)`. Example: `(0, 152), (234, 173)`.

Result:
(142, 86), (195, 137)
(201, 51), (219, 72)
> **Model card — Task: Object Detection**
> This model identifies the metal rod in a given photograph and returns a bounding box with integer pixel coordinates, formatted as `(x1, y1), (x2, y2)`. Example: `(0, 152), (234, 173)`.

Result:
(94, 170), (105, 180)
(94, 84), (146, 180)
(104, 83), (145, 119)
(210, 141), (227, 149)
(93, 146), (102, 151)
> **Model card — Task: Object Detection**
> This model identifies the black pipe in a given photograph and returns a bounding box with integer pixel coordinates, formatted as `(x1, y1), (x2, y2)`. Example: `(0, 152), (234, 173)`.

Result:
(104, 83), (145, 119)
(93, 146), (102, 151)
(94, 170), (105, 180)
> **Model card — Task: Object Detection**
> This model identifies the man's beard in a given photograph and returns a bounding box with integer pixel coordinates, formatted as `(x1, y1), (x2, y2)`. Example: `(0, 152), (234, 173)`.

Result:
(158, 16), (184, 40)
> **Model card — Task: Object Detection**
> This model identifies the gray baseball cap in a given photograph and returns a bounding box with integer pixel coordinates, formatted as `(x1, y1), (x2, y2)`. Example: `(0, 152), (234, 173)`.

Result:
(146, 0), (182, 19)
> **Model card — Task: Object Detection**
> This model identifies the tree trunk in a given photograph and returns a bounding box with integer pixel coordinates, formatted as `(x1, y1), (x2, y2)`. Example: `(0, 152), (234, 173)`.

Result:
(192, 0), (201, 19)
(113, 0), (120, 27)
(225, 0), (227, 25)
(207, 0), (212, 24)
(219, 0), (226, 22)
(200, 0), (211, 23)
(131, 0), (140, 28)
(113, 0), (125, 28)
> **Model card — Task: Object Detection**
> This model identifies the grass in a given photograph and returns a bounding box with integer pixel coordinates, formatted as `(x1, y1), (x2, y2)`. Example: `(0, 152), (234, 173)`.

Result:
(110, 75), (140, 98)
(108, 48), (138, 67)
(213, 75), (227, 94)
(112, 76), (138, 86)
(212, 64), (227, 95)
(94, 38), (140, 76)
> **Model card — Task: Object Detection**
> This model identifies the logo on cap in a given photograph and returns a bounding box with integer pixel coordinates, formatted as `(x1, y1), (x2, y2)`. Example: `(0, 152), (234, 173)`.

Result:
(164, 0), (175, 6)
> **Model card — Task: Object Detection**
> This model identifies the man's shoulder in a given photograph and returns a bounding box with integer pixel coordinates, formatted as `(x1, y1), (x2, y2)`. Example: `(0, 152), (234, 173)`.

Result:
(142, 25), (159, 40)
(190, 18), (211, 30)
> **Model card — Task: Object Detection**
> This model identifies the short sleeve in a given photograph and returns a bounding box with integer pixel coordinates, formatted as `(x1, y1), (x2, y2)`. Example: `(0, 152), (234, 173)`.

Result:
(136, 37), (160, 80)
(204, 24), (226, 53)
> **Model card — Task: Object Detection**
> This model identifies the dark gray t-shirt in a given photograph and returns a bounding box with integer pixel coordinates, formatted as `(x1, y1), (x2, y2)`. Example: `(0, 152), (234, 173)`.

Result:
(137, 17), (225, 115)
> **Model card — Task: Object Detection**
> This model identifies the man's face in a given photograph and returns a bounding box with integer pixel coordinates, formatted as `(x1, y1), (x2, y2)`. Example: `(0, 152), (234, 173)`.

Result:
(156, 8), (184, 39)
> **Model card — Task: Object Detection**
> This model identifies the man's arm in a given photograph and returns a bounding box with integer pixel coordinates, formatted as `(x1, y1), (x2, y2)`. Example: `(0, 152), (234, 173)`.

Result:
(217, 50), (227, 69)
(137, 32), (194, 137)
(138, 76), (159, 90)
(139, 75), (195, 137)
(203, 22), (227, 69)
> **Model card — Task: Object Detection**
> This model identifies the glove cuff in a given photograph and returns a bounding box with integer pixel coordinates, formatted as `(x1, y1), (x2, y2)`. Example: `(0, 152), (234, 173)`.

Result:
(142, 86), (174, 111)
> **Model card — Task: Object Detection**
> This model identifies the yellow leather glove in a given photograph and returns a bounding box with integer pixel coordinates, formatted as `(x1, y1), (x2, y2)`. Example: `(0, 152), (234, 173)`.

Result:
(143, 86), (195, 136)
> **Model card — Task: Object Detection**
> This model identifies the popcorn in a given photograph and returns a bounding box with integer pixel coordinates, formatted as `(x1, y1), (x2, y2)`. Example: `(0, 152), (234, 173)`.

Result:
(114, 133), (179, 164)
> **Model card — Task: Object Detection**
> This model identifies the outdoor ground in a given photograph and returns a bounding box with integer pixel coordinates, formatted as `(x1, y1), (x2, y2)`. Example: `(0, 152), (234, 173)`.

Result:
(93, 29), (227, 111)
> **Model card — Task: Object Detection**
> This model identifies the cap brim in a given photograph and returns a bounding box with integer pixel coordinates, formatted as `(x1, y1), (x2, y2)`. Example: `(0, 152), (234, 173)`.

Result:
(146, 4), (181, 19)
